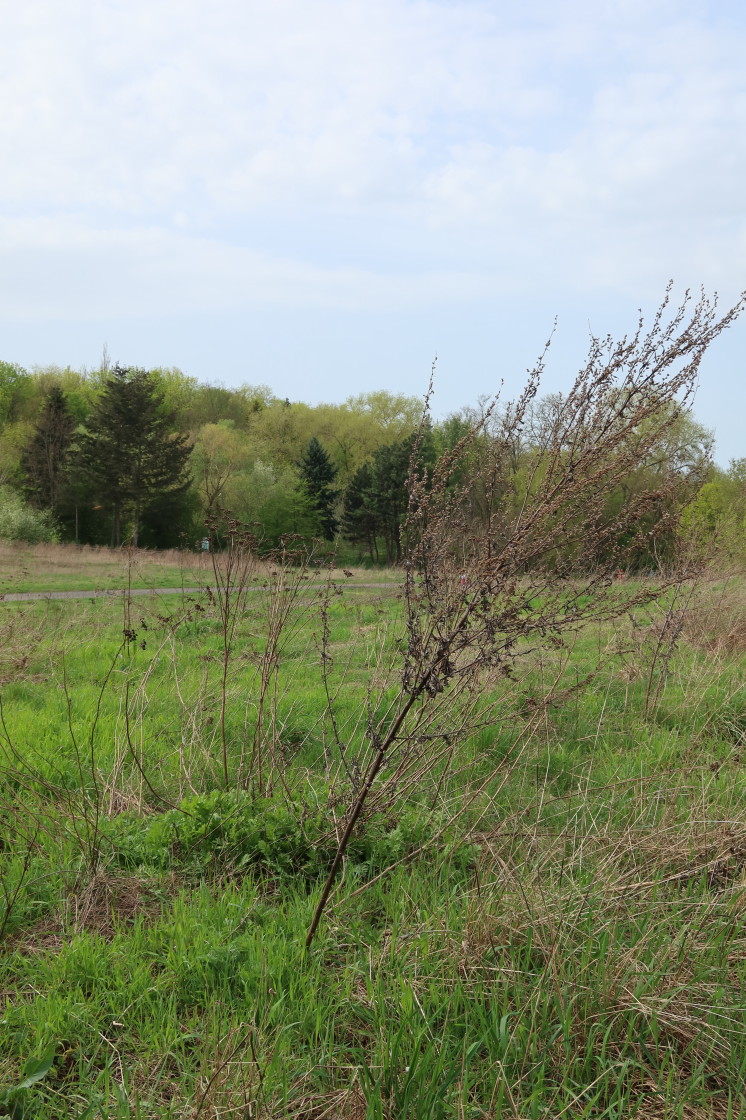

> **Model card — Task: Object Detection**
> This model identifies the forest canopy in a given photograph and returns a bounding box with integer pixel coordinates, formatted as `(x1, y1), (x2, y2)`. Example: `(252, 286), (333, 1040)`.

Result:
(0, 350), (736, 566)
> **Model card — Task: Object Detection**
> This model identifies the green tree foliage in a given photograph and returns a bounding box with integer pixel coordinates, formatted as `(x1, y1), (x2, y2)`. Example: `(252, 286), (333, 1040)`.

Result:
(248, 392), (423, 484)
(324, 392), (423, 481)
(0, 351), (735, 565)
(341, 461), (379, 560)
(147, 367), (201, 431)
(0, 486), (58, 543)
(0, 363), (35, 488)
(594, 408), (714, 568)
(0, 362), (32, 427)
(152, 369), (274, 432)
(447, 396), (715, 573)
(0, 365), (428, 551)
(138, 485), (201, 550)
(20, 365), (91, 424)
(191, 421), (253, 520)
(344, 390), (422, 435)
(192, 384), (262, 428)
(680, 458), (746, 564)
(342, 430), (434, 563)
(78, 365), (192, 547)
(251, 398), (312, 469)
(366, 439), (415, 564)
(21, 387), (76, 514)
(298, 437), (338, 540)
(0, 421), (33, 488)
(226, 461), (319, 551)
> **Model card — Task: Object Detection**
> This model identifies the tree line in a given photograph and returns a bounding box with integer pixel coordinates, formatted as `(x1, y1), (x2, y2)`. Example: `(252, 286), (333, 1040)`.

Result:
(0, 354), (736, 566)
(0, 358), (434, 554)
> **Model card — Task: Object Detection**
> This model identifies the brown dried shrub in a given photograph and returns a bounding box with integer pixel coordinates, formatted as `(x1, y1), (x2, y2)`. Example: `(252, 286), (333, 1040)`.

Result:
(307, 285), (746, 946)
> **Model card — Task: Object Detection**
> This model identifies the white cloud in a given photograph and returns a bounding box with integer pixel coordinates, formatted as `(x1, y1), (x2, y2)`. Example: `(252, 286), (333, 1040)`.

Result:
(0, 215), (493, 319)
(0, 0), (743, 316)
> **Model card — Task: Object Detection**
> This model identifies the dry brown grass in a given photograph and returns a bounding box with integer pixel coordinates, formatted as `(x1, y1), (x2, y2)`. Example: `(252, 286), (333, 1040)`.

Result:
(0, 601), (53, 682)
(0, 539), (401, 594)
(66, 869), (169, 937)
(7, 870), (175, 957)
(0, 539), (214, 589)
(447, 781), (746, 1105)
(681, 575), (746, 656)
(271, 1084), (368, 1120)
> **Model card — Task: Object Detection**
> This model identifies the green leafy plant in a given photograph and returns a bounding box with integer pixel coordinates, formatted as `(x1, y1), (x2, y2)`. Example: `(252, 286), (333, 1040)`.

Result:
(0, 487), (58, 544)
(0, 1047), (56, 1118)
(105, 789), (473, 883)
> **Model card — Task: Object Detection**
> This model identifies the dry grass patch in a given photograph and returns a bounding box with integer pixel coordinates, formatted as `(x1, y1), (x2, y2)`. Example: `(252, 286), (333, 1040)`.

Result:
(681, 576), (746, 656)
(7, 870), (175, 956)
(0, 539), (216, 593)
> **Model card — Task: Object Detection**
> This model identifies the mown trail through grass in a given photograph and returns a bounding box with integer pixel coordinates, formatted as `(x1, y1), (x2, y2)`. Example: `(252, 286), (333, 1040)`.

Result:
(1, 572), (746, 1118)
(1, 582), (391, 602)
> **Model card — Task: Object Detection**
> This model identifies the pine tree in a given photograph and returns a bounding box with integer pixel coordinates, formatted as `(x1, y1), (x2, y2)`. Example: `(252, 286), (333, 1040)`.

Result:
(366, 439), (412, 564)
(341, 430), (434, 563)
(78, 365), (191, 546)
(21, 386), (76, 514)
(341, 461), (379, 561)
(298, 436), (338, 540)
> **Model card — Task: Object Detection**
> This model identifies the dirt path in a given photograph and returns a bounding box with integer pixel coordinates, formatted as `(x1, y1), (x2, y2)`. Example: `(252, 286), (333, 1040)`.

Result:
(1, 587), (210, 602)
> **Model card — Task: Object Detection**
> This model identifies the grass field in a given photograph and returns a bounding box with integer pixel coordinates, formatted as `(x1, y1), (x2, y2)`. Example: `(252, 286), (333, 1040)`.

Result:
(0, 541), (399, 594)
(0, 541), (214, 593)
(1, 560), (745, 1118)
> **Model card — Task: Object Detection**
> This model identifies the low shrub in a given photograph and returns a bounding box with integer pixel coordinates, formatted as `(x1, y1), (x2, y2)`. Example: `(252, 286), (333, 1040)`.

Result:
(0, 487), (58, 544)
(104, 790), (476, 882)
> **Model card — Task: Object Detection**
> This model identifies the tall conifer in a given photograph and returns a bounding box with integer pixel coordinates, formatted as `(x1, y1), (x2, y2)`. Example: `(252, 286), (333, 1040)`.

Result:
(79, 365), (191, 546)
(22, 386), (76, 514)
(298, 436), (338, 540)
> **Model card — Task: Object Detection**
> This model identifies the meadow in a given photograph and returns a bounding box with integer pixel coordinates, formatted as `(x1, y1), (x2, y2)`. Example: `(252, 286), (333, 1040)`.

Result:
(0, 541), (217, 595)
(0, 540), (398, 595)
(1, 544), (745, 1118)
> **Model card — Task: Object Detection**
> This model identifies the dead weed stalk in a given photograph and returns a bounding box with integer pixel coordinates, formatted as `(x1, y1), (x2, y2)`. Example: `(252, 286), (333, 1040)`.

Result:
(306, 286), (745, 947)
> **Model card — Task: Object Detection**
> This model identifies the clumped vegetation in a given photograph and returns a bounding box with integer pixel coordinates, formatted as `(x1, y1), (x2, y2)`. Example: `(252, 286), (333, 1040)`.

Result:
(0, 487), (58, 545)
(1, 288), (746, 1117)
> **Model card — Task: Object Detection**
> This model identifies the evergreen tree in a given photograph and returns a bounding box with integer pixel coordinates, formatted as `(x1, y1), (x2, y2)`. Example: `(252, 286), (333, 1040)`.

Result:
(342, 430), (434, 564)
(78, 365), (191, 546)
(298, 436), (338, 540)
(21, 387), (76, 514)
(367, 439), (411, 563)
(341, 461), (379, 561)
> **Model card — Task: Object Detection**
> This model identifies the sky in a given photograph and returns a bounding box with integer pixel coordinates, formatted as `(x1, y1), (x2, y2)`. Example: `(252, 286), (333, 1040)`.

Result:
(1, 0), (744, 461)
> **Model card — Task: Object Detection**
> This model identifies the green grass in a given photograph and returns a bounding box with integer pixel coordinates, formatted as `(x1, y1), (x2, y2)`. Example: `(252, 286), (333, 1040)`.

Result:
(0, 540), (402, 594)
(1, 574), (746, 1117)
